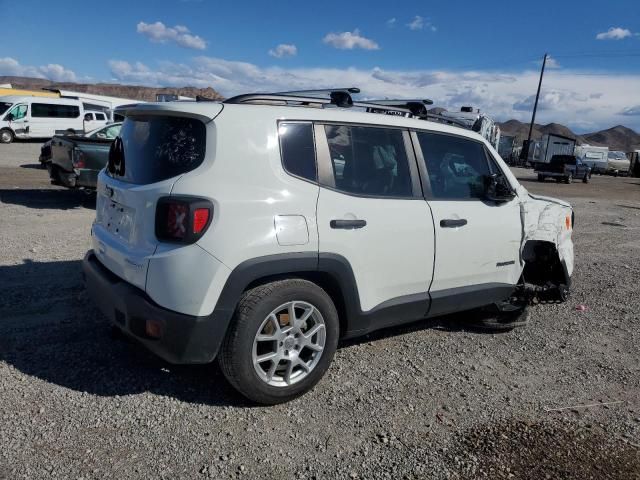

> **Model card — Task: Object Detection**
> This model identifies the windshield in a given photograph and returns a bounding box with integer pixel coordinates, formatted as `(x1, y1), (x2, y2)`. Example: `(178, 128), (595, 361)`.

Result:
(107, 115), (206, 184)
(0, 102), (12, 116)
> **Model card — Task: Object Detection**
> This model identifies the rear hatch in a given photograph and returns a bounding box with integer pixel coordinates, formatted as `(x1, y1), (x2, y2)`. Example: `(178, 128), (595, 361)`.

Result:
(92, 105), (220, 290)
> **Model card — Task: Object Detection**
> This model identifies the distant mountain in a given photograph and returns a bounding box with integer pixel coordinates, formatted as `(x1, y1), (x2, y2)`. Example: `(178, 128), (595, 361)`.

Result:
(498, 119), (640, 152)
(582, 125), (640, 152)
(0, 76), (223, 102)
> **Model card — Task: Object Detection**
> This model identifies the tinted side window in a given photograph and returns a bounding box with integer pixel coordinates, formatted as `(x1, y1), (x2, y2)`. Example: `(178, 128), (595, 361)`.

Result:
(96, 113), (106, 121)
(324, 125), (413, 198)
(279, 122), (317, 182)
(32, 103), (80, 118)
(417, 132), (490, 200)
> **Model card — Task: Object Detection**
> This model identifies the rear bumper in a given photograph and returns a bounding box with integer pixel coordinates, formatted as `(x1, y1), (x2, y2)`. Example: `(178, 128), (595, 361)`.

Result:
(48, 165), (98, 189)
(82, 250), (228, 364)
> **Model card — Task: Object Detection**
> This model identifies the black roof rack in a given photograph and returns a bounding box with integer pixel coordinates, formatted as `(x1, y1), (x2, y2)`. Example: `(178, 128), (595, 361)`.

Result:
(423, 113), (469, 129)
(223, 88), (413, 116)
(362, 99), (434, 118)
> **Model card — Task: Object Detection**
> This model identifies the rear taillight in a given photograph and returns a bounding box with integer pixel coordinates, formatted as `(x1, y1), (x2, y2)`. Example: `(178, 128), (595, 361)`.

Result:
(155, 197), (213, 244)
(193, 208), (210, 234)
(72, 148), (86, 169)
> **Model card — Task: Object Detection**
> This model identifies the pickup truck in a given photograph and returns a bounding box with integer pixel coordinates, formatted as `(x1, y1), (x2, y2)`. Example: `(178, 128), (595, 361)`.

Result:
(535, 155), (591, 184)
(43, 123), (121, 190)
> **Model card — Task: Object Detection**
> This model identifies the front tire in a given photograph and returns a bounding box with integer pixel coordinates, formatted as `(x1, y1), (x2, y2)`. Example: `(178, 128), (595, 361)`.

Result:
(565, 173), (573, 184)
(219, 279), (339, 405)
(0, 128), (14, 144)
(537, 174), (544, 182)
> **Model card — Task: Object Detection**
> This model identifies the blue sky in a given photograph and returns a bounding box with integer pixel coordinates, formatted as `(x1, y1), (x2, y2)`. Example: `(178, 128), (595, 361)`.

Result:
(2, 0), (639, 131)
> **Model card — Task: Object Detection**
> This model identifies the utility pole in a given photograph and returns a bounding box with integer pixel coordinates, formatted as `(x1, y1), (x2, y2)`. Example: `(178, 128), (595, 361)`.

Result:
(524, 53), (547, 160)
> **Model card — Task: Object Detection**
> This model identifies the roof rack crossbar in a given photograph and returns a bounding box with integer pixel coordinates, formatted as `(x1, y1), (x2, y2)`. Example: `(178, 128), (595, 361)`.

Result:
(274, 87), (360, 95)
(361, 99), (434, 118)
(423, 113), (468, 129)
(224, 93), (336, 106)
(224, 92), (414, 116)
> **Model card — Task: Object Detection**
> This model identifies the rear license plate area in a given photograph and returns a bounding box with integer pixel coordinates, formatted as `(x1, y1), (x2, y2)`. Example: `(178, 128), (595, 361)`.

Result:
(99, 198), (135, 242)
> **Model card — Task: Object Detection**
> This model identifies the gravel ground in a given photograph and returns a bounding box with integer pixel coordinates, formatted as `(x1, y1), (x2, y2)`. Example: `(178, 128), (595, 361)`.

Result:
(1, 143), (639, 479)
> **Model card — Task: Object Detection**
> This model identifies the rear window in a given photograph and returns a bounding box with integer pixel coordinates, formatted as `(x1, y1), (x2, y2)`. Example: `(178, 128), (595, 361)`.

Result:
(551, 155), (576, 165)
(108, 115), (206, 184)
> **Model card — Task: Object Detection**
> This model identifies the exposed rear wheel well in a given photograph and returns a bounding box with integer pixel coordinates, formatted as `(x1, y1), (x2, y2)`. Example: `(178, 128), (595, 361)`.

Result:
(243, 272), (349, 336)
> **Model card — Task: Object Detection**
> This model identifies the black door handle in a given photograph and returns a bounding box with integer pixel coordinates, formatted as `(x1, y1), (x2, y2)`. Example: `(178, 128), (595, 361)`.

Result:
(330, 219), (367, 229)
(440, 218), (467, 228)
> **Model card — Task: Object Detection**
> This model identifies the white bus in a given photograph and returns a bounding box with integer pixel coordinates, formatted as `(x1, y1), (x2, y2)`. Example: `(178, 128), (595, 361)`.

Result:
(0, 96), (108, 143)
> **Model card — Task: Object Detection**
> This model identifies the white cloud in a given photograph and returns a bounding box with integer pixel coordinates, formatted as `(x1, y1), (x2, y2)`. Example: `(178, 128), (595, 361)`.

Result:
(268, 44), (297, 58)
(0, 57), (76, 82)
(39, 63), (78, 82)
(386, 18), (397, 28)
(106, 56), (640, 131)
(407, 16), (424, 30)
(322, 29), (379, 50)
(544, 56), (560, 69)
(407, 16), (436, 32)
(137, 21), (206, 50)
(620, 105), (640, 116)
(596, 27), (633, 40)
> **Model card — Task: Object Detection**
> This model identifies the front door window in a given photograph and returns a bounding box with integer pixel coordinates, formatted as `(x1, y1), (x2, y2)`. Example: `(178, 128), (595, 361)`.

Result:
(5, 104), (27, 121)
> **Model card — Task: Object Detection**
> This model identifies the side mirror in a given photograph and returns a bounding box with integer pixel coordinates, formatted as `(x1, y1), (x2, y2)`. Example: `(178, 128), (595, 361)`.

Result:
(5, 113), (14, 122)
(96, 133), (106, 139)
(485, 173), (516, 203)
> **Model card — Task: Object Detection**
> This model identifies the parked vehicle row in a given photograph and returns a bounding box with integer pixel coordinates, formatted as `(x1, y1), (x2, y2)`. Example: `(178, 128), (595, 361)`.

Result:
(535, 154), (591, 184)
(82, 89), (575, 404)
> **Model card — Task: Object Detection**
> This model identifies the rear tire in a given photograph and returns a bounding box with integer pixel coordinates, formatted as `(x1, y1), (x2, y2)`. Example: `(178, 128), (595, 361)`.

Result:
(219, 279), (339, 405)
(565, 173), (573, 184)
(583, 173), (589, 183)
(0, 128), (14, 144)
(537, 174), (544, 182)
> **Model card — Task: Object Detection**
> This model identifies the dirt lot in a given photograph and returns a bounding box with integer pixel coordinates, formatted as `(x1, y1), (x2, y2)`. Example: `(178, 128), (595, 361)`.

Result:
(1, 143), (639, 479)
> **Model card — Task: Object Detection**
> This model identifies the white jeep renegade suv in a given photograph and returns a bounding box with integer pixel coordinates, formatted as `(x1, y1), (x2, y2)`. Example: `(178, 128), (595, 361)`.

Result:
(83, 90), (574, 404)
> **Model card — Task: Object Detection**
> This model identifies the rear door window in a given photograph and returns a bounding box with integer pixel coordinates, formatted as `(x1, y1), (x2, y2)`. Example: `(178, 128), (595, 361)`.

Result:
(323, 125), (413, 198)
(108, 115), (206, 184)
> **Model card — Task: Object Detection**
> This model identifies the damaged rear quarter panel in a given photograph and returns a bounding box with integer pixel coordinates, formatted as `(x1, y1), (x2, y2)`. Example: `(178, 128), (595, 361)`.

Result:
(520, 191), (574, 278)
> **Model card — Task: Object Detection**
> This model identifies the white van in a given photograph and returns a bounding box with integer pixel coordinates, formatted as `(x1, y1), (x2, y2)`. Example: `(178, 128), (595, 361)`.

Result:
(0, 96), (106, 143)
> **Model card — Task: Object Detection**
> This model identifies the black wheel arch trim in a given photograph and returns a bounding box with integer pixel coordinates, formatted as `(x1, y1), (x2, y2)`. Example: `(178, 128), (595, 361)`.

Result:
(213, 252), (517, 341)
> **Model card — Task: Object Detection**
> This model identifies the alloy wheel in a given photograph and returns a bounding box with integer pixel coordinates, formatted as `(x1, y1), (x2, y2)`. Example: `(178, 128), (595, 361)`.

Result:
(252, 301), (326, 387)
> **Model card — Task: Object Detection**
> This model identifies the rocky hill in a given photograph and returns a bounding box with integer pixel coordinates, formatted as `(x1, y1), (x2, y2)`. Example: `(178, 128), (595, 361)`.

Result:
(498, 119), (640, 152)
(0, 76), (223, 102)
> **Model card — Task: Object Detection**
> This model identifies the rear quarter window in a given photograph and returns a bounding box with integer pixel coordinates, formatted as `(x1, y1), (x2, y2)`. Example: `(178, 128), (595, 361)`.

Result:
(108, 115), (206, 184)
(278, 122), (317, 182)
